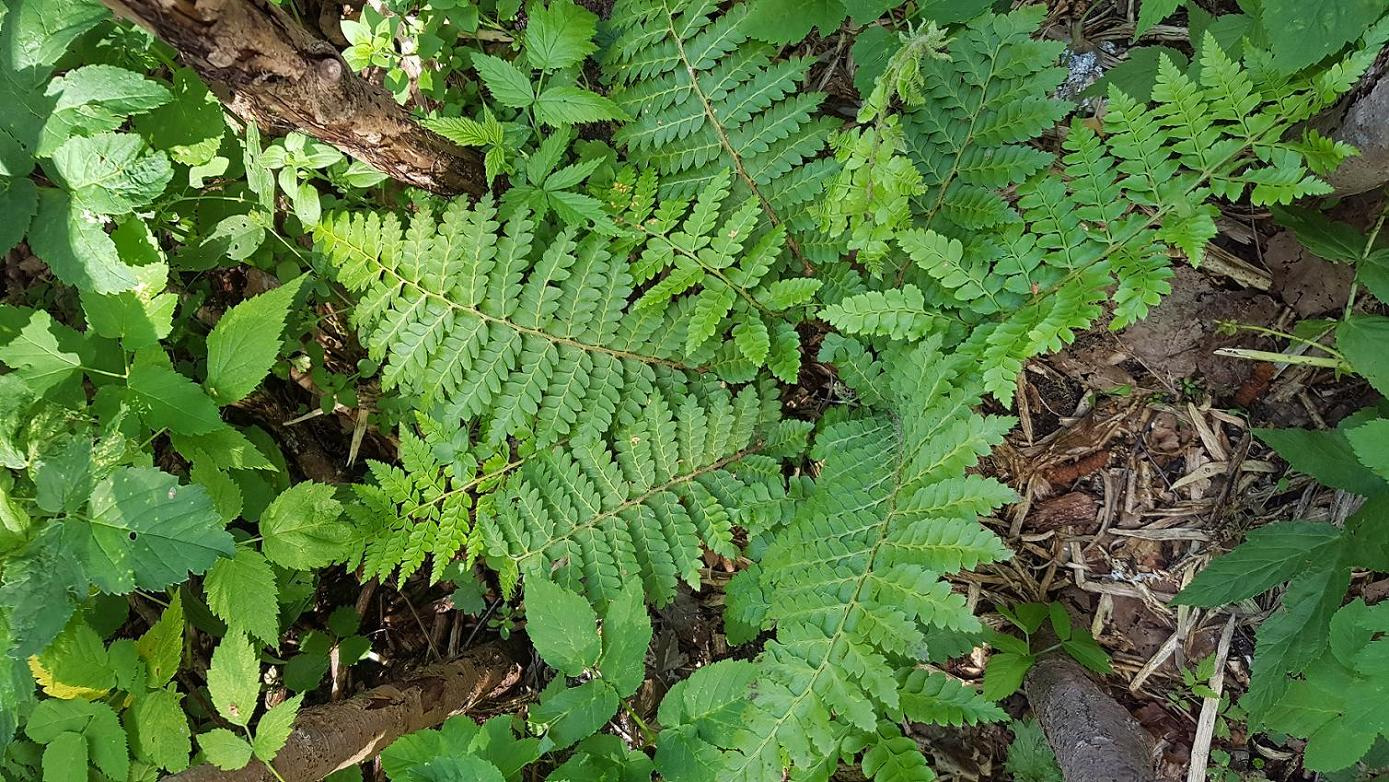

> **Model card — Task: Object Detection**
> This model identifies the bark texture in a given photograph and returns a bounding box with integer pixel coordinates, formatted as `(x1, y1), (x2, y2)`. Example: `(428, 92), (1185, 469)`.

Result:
(101, 0), (486, 196)
(1024, 656), (1156, 782)
(163, 640), (523, 782)
(1327, 73), (1389, 195)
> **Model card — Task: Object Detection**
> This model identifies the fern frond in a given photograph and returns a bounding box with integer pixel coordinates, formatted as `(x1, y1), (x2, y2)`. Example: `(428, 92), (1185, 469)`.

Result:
(316, 198), (720, 448)
(603, 0), (838, 263)
(723, 340), (1014, 780)
(479, 380), (798, 606)
(607, 168), (817, 381)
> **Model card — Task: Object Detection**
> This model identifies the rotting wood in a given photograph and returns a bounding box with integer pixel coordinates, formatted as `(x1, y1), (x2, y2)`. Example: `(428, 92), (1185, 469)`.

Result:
(1025, 655), (1157, 782)
(162, 639), (523, 782)
(101, 0), (487, 196)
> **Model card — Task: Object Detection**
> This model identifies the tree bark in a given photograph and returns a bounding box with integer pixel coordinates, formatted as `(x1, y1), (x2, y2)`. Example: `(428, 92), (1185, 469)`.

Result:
(163, 640), (524, 782)
(1326, 72), (1389, 195)
(101, 0), (487, 196)
(1024, 656), (1156, 782)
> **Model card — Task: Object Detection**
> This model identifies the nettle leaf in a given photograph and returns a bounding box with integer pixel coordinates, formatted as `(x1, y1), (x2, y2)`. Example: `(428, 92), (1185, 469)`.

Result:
(133, 67), (225, 166)
(1338, 315), (1389, 397)
(204, 275), (307, 405)
(79, 466), (234, 594)
(472, 53), (535, 108)
(1261, 0), (1388, 75)
(524, 0), (597, 70)
(207, 632), (261, 727)
(259, 481), (348, 569)
(596, 581), (651, 697)
(205, 549), (281, 648)
(27, 188), (141, 295)
(136, 592), (185, 687)
(1175, 522), (1347, 606)
(198, 729), (253, 771)
(126, 356), (225, 435)
(525, 578), (601, 676)
(129, 687), (191, 771)
(743, 0), (848, 44)
(1271, 205), (1365, 263)
(79, 262), (176, 350)
(533, 86), (627, 127)
(1256, 425), (1387, 497)
(2, 0), (109, 72)
(251, 694), (302, 761)
(1134, 0), (1181, 37)
(48, 132), (173, 215)
(0, 309), (82, 394)
(0, 177), (37, 256)
(530, 678), (619, 749)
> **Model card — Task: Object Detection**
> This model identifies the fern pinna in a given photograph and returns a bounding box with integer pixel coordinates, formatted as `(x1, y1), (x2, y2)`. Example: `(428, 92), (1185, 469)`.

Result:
(822, 14), (1378, 404)
(717, 337), (1013, 780)
(602, 0), (838, 260)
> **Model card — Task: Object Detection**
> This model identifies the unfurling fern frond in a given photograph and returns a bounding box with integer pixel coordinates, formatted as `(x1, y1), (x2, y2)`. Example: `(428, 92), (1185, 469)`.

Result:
(607, 168), (817, 382)
(722, 338), (1014, 781)
(478, 379), (809, 606)
(602, 0), (839, 264)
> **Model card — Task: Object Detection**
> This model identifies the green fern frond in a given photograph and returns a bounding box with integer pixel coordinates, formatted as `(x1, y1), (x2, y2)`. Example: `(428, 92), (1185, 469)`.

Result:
(316, 198), (724, 449)
(603, 0), (838, 264)
(478, 380), (800, 606)
(606, 168), (817, 381)
(723, 339), (1014, 780)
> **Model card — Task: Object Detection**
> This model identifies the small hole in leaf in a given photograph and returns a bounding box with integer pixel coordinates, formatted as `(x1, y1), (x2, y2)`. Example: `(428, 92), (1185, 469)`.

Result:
(128, 532), (138, 541)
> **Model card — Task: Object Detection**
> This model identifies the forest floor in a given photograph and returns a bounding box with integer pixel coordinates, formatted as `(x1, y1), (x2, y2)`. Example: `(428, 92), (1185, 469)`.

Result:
(61, 1), (1382, 779)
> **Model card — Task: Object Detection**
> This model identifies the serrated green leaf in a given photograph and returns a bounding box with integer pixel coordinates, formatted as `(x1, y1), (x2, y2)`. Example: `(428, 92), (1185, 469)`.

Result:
(982, 652), (1033, 700)
(525, 578), (600, 676)
(206, 549), (281, 648)
(742, 0), (845, 44)
(127, 357), (225, 435)
(129, 687), (191, 771)
(207, 632), (261, 727)
(0, 177), (37, 254)
(198, 728), (253, 771)
(472, 53), (535, 108)
(1, 0), (108, 71)
(136, 592), (185, 687)
(80, 466), (233, 594)
(48, 132), (172, 215)
(133, 68), (224, 166)
(27, 188), (140, 294)
(529, 679), (618, 749)
(1338, 315), (1389, 398)
(41, 731), (86, 782)
(1271, 205), (1365, 263)
(533, 86), (627, 127)
(1134, 0), (1181, 37)
(79, 262), (176, 351)
(1255, 425), (1387, 497)
(597, 581), (651, 697)
(0, 309), (82, 394)
(204, 275), (307, 405)
(524, 0), (597, 70)
(252, 693), (301, 761)
(260, 482), (348, 569)
(1261, 0), (1387, 75)
(1175, 522), (1345, 606)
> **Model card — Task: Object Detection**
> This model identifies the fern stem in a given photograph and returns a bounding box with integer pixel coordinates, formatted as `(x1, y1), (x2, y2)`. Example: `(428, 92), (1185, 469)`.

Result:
(397, 455), (530, 521)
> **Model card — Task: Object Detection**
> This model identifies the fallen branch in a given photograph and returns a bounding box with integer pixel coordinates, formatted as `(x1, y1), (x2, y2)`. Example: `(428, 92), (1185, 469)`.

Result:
(163, 640), (524, 782)
(101, 0), (487, 196)
(1025, 656), (1156, 782)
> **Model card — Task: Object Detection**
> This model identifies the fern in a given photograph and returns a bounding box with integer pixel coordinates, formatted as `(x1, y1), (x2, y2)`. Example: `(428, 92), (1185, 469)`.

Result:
(605, 168), (816, 382)
(346, 413), (515, 586)
(478, 379), (808, 606)
(317, 197), (713, 449)
(722, 337), (1014, 780)
(602, 0), (839, 264)
(823, 16), (1373, 404)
